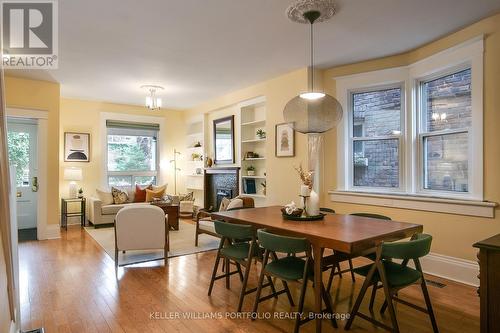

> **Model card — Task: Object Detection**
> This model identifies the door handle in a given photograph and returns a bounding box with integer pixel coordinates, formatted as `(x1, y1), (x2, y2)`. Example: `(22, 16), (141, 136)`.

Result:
(32, 176), (39, 192)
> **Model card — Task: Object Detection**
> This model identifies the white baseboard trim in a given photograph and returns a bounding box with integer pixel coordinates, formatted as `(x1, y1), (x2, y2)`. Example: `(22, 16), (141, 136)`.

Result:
(416, 252), (479, 287)
(43, 224), (61, 240)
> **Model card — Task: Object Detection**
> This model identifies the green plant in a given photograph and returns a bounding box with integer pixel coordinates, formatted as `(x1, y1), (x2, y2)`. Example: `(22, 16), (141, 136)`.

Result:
(256, 129), (266, 138)
(246, 165), (255, 171)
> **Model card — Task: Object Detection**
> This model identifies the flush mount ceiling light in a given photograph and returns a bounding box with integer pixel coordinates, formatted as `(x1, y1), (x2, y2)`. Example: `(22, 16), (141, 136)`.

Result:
(141, 85), (164, 111)
(283, 0), (343, 134)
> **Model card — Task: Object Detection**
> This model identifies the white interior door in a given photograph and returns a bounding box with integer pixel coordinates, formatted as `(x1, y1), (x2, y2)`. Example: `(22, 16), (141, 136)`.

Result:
(7, 119), (38, 230)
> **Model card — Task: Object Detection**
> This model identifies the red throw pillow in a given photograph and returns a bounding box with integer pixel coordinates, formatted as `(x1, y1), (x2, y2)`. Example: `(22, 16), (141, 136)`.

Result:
(134, 184), (153, 202)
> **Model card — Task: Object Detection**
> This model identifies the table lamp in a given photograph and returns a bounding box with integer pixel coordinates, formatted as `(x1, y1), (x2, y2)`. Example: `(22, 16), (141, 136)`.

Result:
(64, 167), (82, 198)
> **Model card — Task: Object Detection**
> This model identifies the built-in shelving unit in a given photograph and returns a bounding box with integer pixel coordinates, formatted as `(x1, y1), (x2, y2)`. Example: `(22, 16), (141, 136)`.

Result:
(185, 119), (205, 205)
(239, 97), (267, 201)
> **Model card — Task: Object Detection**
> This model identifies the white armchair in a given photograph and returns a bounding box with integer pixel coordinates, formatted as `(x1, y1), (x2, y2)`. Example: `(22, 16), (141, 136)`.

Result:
(114, 205), (168, 268)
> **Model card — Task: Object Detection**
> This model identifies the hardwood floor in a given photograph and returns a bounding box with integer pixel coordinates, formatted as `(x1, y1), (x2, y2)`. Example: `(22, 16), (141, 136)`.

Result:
(19, 226), (479, 333)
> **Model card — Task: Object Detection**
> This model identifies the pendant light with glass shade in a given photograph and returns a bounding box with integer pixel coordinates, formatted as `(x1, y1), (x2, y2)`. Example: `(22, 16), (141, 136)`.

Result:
(283, 0), (343, 216)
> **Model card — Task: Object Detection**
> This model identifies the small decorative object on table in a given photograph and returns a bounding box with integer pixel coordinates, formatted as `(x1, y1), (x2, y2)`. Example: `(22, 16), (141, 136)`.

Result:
(281, 202), (303, 217)
(77, 188), (83, 198)
(194, 141), (202, 147)
(256, 129), (266, 139)
(293, 164), (322, 218)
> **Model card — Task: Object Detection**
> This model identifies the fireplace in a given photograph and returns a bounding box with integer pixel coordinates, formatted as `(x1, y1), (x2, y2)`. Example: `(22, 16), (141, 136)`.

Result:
(204, 167), (240, 211)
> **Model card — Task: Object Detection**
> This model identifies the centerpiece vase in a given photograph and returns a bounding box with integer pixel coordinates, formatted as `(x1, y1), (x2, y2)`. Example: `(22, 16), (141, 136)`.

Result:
(306, 133), (323, 216)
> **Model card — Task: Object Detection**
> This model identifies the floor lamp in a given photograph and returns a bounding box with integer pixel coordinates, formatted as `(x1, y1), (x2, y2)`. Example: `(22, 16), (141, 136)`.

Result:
(170, 149), (181, 194)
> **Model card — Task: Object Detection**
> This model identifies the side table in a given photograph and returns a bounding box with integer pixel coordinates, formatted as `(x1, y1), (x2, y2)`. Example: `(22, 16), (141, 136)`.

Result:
(150, 201), (179, 231)
(61, 197), (86, 229)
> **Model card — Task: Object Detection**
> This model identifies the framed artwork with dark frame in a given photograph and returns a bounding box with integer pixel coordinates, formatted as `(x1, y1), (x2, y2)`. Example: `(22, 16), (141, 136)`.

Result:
(275, 122), (295, 157)
(213, 115), (235, 164)
(64, 132), (90, 162)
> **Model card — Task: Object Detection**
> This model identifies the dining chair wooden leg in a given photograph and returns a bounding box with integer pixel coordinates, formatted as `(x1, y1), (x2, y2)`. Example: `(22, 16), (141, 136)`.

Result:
(321, 283), (338, 328)
(378, 262), (399, 333)
(225, 258), (231, 289)
(282, 280), (295, 307)
(345, 264), (377, 330)
(114, 247), (119, 270)
(421, 279), (439, 333)
(380, 299), (388, 314)
(337, 262), (342, 278)
(326, 264), (336, 293)
(294, 279), (308, 333)
(267, 276), (279, 299)
(208, 251), (222, 296)
(237, 261), (252, 312)
(252, 250), (270, 319)
(369, 283), (378, 311)
(348, 259), (356, 282)
(235, 262), (244, 282)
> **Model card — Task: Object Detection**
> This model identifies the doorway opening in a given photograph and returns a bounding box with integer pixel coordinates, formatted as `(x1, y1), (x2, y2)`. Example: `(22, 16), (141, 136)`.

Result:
(7, 117), (39, 241)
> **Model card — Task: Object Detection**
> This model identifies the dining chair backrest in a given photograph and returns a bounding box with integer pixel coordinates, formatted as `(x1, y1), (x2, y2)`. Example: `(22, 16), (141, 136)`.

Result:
(381, 233), (432, 260)
(213, 220), (254, 239)
(350, 212), (391, 220)
(257, 229), (309, 254)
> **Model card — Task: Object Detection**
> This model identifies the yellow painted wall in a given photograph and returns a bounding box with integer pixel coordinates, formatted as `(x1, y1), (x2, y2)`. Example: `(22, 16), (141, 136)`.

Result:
(5, 76), (60, 225)
(59, 98), (186, 200)
(186, 68), (311, 205)
(321, 13), (500, 261)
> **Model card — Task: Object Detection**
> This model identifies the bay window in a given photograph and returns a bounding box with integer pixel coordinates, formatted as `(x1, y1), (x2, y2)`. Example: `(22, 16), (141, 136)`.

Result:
(336, 38), (483, 203)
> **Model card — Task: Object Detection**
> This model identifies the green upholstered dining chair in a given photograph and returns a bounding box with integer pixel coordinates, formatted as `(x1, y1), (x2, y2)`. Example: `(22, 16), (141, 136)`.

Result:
(324, 213), (392, 293)
(345, 233), (438, 333)
(252, 229), (337, 333)
(208, 220), (278, 312)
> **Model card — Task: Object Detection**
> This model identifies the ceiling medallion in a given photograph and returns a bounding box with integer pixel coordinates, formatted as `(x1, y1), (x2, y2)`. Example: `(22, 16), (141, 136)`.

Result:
(286, 0), (336, 24)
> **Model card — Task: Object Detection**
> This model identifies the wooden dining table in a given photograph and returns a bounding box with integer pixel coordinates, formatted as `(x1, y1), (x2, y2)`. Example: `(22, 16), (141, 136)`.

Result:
(212, 206), (423, 333)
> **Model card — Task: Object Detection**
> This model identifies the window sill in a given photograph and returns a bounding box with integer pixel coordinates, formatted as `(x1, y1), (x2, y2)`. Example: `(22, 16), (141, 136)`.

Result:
(328, 190), (497, 218)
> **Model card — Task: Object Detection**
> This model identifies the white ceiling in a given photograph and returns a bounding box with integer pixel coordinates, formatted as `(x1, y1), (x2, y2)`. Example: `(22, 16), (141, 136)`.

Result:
(6, 0), (500, 109)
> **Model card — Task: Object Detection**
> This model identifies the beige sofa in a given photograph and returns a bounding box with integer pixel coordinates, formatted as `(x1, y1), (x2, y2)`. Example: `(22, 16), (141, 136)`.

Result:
(88, 196), (149, 226)
(88, 188), (192, 226)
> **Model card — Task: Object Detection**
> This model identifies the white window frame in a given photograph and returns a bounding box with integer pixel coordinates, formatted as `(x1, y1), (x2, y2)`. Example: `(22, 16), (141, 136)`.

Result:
(416, 64), (473, 199)
(335, 36), (484, 201)
(348, 83), (406, 193)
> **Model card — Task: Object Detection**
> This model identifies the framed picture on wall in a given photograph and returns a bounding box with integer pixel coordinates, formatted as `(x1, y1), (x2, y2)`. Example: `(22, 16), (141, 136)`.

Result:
(275, 123), (295, 157)
(64, 132), (90, 162)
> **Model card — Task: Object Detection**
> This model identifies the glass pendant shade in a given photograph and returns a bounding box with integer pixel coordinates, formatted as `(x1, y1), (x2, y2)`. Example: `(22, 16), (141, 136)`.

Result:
(283, 93), (343, 134)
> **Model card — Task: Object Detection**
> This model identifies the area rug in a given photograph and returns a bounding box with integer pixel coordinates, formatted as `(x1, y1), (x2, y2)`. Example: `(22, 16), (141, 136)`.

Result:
(84, 220), (219, 266)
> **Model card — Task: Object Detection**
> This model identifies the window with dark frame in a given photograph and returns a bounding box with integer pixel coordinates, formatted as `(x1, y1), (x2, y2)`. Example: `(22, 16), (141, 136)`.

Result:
(106, 120), (159, 187)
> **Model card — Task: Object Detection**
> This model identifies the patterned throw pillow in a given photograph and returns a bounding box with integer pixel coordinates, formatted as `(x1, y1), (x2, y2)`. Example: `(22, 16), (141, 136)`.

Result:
(179, 191), (195, 202)
(111, 187), (129, 204)
(219, 197), (231, 212)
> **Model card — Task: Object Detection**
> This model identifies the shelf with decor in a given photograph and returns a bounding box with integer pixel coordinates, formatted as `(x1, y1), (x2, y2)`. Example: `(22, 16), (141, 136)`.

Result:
(185, 119), (205, 207)
(239, 96), (267, 201)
